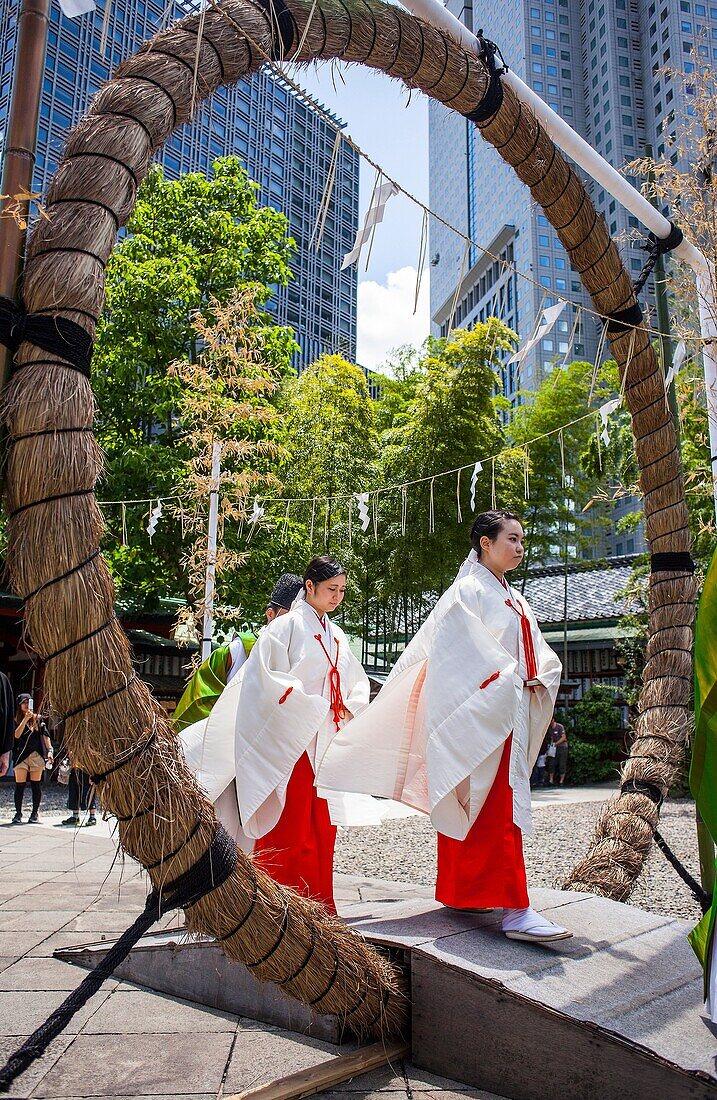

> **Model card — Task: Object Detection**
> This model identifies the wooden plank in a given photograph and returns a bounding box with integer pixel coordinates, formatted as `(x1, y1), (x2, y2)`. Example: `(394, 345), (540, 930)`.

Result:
(225, 1039), (411, 1100)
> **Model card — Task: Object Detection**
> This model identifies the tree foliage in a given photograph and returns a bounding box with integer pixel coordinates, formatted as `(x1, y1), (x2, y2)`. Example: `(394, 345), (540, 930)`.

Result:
(93, 157), (297, 609)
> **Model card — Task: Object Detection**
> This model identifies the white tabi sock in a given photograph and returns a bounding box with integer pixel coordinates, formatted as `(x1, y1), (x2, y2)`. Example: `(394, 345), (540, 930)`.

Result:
(501, 906), (571, 938)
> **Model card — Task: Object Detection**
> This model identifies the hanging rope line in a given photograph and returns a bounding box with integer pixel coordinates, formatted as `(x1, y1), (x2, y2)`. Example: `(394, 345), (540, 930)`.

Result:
(204, 0), (705, 350)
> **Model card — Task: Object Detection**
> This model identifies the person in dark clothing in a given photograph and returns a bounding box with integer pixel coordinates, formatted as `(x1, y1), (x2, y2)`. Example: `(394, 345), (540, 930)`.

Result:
(12, 694), (52, 824)
(0, 672), (16, 777)
(62, 768), (97, 827)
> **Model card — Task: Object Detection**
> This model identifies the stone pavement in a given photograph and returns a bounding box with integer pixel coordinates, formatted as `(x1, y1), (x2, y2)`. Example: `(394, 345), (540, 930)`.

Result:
(0, 821), (505, 1100)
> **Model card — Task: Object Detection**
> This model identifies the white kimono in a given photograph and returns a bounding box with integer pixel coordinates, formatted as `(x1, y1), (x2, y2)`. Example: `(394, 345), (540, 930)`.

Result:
(316, 562), (562, 841)
(180, 599), (381, 847)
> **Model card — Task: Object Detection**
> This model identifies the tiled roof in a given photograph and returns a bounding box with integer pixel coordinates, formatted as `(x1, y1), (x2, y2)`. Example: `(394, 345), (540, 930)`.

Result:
(521, 555), (640, 625)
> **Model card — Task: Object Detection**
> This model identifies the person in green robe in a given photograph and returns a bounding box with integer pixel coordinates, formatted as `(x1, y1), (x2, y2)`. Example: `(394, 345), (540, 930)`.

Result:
(173, 573), (303, 732)
(689, 546), (717, 1021)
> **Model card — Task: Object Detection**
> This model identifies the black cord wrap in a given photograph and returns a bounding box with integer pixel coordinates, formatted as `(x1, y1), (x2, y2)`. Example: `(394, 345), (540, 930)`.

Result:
(62, 671), (137, 721)
(620, 777), (664, 807)
(650, 551), (695, 573)
(619, 779), (711, 910)
(254, 0), (295, 58)
(0, 295), (93, 377)
(42, 615), (117, 663)
(90, 725), (158, 785)
(0, 824), (237, 1093)
(465, 30), (507, 124)
(606, 301), (644, 336)
(631, 221), (684, 299)
(22, 548), (101, 603)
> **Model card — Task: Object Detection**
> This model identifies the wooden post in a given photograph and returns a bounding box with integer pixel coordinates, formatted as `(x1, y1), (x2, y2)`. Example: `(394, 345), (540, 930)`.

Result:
(0, 0), (51, 391)
(225, 1040), (411, 1100)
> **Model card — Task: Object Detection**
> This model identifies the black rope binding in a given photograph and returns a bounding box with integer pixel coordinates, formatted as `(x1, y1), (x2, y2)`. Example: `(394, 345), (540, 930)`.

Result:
(621, 777), (664, 807)
(654, 829), (712, 913)
(465, 30), (508, 124)
(0, 824), (237, 1093)
(621, 780), (712, 911)
(650, 551), (695, 574)
(253, 0), (295, 58)
(0, 296), (93, 377)
(632, 221), (684, 299)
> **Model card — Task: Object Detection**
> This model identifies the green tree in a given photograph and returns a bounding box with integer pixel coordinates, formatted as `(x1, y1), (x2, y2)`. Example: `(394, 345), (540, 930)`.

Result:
(93, 157), (297, 609)
(283, 354), (380, 555)
(510, 358), (616, 576)
(359, 321), (517, 663)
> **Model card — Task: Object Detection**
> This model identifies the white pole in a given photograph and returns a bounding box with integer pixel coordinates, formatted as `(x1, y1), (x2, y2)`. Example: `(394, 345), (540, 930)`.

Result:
(202, 441), (221, 662)
(399, 0), (717, 515)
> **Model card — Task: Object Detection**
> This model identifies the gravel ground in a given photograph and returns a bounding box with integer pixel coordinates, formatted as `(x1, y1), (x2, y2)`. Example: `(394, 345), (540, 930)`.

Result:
(0, 781), (706, 923)
(335, 798), (706, 924)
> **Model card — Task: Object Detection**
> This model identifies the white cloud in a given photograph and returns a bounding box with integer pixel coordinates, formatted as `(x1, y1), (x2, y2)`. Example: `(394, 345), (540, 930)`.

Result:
(357, 266), (430, 371)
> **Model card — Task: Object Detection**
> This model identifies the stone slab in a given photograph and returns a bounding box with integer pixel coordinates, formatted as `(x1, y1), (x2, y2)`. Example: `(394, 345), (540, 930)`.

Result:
(81, 988), (239, 1034)
(32, 1031), (236, 1097)
(57, 930), (345, 1043)
(222, 1020), (351, 1094)
(0, 1034), (76, 1099)
(0, 955), (120, 992)
(0, 987), (115, 1037)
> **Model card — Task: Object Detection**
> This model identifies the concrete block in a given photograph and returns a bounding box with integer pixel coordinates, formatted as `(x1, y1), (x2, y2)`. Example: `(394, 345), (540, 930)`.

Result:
(32, 1031), (235, 1097)
(57, 932), (344, 1042)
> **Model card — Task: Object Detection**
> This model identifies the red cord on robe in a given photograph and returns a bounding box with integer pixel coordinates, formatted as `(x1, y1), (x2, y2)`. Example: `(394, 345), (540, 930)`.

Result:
(314, 633), (346, 731)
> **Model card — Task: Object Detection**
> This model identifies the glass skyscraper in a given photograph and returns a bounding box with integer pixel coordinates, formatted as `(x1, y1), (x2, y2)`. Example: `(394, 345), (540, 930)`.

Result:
(429, 0), (708, 557)
(0, 0), (359, 367)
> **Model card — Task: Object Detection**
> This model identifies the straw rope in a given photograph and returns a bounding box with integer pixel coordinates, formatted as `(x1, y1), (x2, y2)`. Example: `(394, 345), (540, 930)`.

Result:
(0, 0), (695, 1022)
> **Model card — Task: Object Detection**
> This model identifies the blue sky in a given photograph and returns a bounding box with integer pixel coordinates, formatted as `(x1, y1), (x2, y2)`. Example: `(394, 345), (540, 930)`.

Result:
(290, 61), (431, 370)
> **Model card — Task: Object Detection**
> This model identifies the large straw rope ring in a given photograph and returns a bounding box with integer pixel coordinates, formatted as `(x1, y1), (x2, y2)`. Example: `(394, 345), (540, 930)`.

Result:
(2, 0), (697, 1029)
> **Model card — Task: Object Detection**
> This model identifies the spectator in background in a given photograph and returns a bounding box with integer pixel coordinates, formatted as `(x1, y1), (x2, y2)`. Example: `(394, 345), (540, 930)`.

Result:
(532, 734), (549, 788)
(61, 767), (97, 828)
(547, 715), (568, 785)
(12, 694), (52, 824)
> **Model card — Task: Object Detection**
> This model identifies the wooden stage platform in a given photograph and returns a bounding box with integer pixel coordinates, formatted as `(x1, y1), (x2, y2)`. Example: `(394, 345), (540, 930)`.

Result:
(57, 887), (717, 1100)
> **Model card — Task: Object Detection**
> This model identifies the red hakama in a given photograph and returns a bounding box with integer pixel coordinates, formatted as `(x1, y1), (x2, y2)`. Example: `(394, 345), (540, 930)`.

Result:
(435, 736), (529, 910)
(252, 751), (337, 913)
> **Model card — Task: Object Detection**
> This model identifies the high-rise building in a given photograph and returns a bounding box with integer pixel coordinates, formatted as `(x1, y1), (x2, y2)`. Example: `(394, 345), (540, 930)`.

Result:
(429, 0), (706, 556)
(0, 0), (359, 367)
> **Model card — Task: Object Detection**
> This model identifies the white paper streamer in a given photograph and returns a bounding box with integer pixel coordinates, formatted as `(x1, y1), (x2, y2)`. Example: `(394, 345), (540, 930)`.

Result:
(508, 300), (566, 365)
(59, 0), (96, 15)
(341, 180), (399, 270)
(664, 339), (687, 391)
(354, 492), (370, 532)
(249, 497), (265, 525)
(598, 396), (622, 447)
(469, 461), (483, 512)
(147, 499), (163, 541)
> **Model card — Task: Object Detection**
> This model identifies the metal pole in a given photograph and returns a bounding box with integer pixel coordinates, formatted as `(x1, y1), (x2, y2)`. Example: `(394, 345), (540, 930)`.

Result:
(201, 441), (221, 661)
(0, 0), (51, 392)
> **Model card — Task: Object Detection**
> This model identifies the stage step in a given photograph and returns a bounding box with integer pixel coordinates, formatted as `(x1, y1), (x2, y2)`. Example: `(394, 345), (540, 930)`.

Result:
(56, 887), (717, 1099)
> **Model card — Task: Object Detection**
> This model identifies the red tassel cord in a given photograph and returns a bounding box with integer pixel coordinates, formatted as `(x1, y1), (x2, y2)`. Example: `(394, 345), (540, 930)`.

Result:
(314, 634), (346, 731)
(504, 597), (538, 689)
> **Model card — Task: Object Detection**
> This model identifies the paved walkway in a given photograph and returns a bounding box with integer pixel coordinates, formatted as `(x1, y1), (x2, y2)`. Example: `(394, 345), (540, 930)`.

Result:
(0, 821), (504, 1100)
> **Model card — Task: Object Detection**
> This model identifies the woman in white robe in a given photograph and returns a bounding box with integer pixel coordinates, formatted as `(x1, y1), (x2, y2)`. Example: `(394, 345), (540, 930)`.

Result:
(185, 555), (371, 913)
(317, 511), (572, 942)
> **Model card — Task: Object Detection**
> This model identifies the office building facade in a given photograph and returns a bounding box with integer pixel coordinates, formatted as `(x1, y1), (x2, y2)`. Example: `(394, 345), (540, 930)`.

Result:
(429, 0), (707, 556)
(0, 0), (359, 367)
